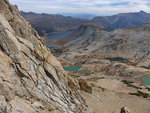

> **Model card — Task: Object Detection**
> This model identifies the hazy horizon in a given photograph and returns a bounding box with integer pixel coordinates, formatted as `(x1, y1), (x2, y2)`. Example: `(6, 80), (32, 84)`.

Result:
(20, 10), (149, 17)
(9, 0), (150, 16)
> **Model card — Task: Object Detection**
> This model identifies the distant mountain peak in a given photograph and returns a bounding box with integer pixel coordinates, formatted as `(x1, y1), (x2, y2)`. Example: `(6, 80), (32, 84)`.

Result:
(139, 10), (146, 14)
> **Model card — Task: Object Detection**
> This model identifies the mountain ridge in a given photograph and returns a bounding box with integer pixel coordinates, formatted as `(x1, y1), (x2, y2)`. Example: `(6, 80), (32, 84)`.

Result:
(92, 10), (150, 30)
(21, 11), (92, 36)
(21, 10), (150, 36)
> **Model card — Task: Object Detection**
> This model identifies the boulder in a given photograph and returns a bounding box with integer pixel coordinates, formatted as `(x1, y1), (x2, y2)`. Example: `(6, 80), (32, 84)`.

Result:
(79, 79), (92, 94)
(120, 107), (131, 113)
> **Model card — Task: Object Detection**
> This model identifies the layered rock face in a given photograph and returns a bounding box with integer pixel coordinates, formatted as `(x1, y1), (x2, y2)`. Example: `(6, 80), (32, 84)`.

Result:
(0, 0), (89, 113)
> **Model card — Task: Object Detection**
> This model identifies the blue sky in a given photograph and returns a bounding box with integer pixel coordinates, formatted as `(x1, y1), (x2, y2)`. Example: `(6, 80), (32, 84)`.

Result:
(9, 0), (150, 16)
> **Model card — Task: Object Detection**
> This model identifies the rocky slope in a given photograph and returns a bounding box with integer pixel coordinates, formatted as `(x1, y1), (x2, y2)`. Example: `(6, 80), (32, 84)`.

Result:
(56, 24), (150, 113)
(63, 24), (150, 68)
(54, 24), (150, 88)
(0, 0), (90, 113)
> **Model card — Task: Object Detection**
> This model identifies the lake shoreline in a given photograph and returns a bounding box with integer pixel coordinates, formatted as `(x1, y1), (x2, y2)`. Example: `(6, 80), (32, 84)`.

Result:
(45, 29), (77, 37)
(45, 29), (76, 40)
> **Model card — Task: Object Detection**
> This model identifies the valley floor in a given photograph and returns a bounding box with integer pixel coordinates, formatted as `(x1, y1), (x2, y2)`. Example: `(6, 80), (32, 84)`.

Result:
(57, 51), (150, 113)
(79, 74), (150, 113)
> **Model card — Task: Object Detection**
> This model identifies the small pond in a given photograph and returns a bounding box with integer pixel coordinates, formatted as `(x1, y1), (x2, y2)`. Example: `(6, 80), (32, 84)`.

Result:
(63, 66), (92, 74)
(46, 42), (61, 48)
(137, 75), (150, 85)
(143, 76), (150, 85)
(105, 57), (128, 63)
(63, 66), (81, 72)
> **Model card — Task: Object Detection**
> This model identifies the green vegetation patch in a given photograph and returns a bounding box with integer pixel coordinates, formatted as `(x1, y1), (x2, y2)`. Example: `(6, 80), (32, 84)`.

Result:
(78, 70), (93, 74)
(141, 66), (150, 69)
(87, 77), (105, 81)
(70, 75), (80, 78)
(121, 80), (142, 89)
(90, 83), (105, 91)
(129, 91), (150, 98)
(146, 87), (150, 91)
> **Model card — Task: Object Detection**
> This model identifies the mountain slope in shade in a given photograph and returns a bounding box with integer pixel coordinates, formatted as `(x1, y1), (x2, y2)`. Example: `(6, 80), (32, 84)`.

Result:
(21, 11), (92, 36)
(0, 0), (90, 113)
(92, 10), (150, 30)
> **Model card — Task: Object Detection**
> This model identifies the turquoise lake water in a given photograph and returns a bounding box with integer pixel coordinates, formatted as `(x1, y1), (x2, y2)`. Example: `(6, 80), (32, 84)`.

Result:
(63, 66), (81, 72)
(142, 76), (150, 85)
(137, 75), (150, 85)
(105, 57), (128, 63)
(63, 66), (92, 74)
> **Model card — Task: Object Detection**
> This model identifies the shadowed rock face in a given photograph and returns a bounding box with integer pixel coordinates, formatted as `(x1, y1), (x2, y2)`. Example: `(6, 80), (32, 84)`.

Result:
(0, 0), (90, 113)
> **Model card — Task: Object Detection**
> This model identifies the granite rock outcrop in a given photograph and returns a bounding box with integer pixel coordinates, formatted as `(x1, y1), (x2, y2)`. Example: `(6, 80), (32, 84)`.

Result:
(0, 0), (90, 113)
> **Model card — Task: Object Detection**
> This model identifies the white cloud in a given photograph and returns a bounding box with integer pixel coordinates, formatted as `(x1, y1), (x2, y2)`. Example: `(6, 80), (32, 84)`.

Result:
(9, 0), (150, 15)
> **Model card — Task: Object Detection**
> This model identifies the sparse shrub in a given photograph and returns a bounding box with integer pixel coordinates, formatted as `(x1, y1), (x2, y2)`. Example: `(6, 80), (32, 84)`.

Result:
(121, 80), (142, 89)
(129, 91), (149, 98)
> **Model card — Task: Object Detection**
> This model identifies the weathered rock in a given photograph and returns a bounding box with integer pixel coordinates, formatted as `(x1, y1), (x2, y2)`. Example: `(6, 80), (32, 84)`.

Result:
(79, 79), (92, 94)
(0, 95), (7, 113)
(0, 0), (90, 113)
(68, 78), (80, 91)
(120, 107), (131, 113)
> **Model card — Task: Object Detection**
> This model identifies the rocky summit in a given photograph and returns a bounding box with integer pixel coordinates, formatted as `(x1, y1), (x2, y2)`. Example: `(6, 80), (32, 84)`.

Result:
(0, 0), (91, 113)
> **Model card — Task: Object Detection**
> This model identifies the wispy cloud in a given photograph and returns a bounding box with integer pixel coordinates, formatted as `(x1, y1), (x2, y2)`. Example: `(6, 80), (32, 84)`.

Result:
(9, 0), (150, 15)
